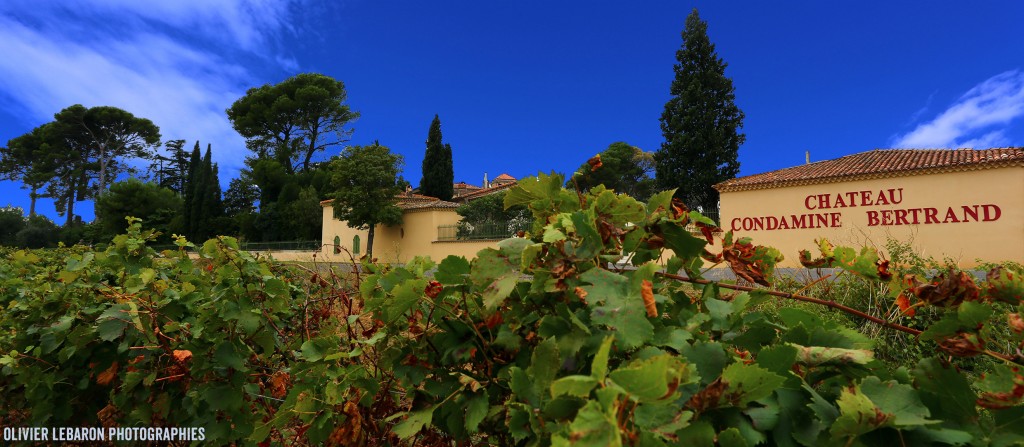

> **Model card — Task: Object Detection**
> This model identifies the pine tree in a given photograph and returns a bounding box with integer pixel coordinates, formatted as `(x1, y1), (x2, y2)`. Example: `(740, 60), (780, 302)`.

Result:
(420, 115), (454, 200)
(655, 8), (744, 213)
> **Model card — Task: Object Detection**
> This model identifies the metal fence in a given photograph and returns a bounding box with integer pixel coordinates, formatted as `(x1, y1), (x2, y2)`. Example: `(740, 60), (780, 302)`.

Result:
(438, 220), (531, 241)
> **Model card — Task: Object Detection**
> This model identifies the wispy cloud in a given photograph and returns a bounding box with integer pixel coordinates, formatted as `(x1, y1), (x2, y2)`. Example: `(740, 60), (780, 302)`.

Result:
(891, 70), (1024, 148)
(0, 0), (307, 176)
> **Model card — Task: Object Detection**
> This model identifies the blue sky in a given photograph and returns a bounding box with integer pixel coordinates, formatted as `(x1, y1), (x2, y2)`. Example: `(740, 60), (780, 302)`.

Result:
(1, 1), (1023, 222)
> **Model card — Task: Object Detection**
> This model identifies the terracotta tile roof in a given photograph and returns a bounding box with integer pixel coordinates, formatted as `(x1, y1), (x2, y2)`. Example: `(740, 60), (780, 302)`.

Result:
(453, 182), (481, 190)
(398, 200), (460, 210)
(456, 180), (519, 202)
(319, 192), (456, 211)
(715, 148), (1024, 192)
(494, 173), (516, 181)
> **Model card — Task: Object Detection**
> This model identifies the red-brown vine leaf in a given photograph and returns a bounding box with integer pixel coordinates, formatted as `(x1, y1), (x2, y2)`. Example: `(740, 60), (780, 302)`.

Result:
(722, 234), (782, 287)
(670, 198), (688, 221)
(1010, 313), (1024, 334)
(937, 331), (986, 357)
(172, 349), (192, 365)
(685, 377), (728, 414)
(641, 279), (657, 318)
(910, 270), (980, 307)
(986, 267), (1024, 304)
(695, 222), (719, 245)
(977, 368), (1024, 409)
(895, 293), (916, 317)
(424, 280), (443, 299)
(587, 154), (603, 171)
(270, 372), (291, 399)
(96, 361), (118, 386)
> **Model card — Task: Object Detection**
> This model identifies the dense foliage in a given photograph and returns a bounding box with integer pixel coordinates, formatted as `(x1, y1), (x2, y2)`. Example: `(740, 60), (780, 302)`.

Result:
(2, 176), (1024, 446)
(656, 8), (744, 213)
(570, 142), (656, 202)
(420, 115), (455, 201)
(328, 143), (405, 258)
(94, 179), (183, 242)
(227, 73), (358, 174)
(2, 105), (161, 225)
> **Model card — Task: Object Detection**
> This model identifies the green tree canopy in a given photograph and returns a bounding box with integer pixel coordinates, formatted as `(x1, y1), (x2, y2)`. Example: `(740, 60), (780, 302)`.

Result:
(420, 115), (454, 200)
(570, 142), (656, 201)
(3, 105), (161, 225)
(655, 8), (744, 213)
(328, 143), (404, 257)
(94, 179), (183, 242)
(2, 129), (55, 217)
(54, 104), (162, 192)
(227, 73), (359, 173)
(0, 206), (26, 246)
(455, 191), (529, 226)
(150, 139), (191, 194)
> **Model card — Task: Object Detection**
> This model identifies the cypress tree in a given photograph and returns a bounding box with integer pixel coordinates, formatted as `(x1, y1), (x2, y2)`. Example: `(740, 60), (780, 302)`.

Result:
(420, 115), (454, 200)
(655, 8), (744, 213)
(189, 146), (210, 241)
(183, 141), (201, 240)
(202, 144), (223, 238)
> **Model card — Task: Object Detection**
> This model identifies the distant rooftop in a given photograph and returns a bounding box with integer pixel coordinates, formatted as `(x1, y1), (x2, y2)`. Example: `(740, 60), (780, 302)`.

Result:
(715, 148), (1024, 192)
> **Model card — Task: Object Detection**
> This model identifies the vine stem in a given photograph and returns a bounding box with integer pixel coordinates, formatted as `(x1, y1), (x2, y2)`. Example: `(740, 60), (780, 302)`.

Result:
(656, 271), (923, 336)
(656, 272), (1020, 364)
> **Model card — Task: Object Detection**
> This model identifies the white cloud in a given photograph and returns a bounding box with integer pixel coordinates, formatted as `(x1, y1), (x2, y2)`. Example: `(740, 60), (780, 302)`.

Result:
(891, 70), (1024, 148)
(0, 0), (307, 176)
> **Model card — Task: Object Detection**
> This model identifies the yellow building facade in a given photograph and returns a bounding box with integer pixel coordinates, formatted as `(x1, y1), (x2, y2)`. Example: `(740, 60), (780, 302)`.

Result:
(715, 148), (1023, 267)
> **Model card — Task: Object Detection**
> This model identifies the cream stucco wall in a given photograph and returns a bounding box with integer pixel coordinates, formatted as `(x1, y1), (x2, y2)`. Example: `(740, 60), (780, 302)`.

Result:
(318, 204), (501, 263)
(719, 166), (1024, 267)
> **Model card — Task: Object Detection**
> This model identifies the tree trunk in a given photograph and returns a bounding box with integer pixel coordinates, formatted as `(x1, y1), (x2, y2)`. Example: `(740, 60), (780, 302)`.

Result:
(65, 195), (75, 227)
(29, 187), (37, 217)
(99, 144), (107, 192)
(366, 226), (375, 259)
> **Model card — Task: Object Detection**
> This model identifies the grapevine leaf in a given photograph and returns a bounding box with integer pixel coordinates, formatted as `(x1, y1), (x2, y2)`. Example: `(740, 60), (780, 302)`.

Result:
(859, 377), (936, 427)
(986, 267), (1024, 304)
(830, 386), (884, 439)
(592, 189), (646, 224)
(470, 248), (520, 311)
(721, 362), (786, 407)
(551, 376), (600, 398)
(570, 211), (604, 259)
(912, 357), (978, 424)
(717, 427), (750, 447)
(465, 391), (489, 432)
(609, 355), (674, 401)
(390, 408), (434, 439)
(435, 255), (471, 285)
(214, 341), (247, 371)
(592, 335), (614, 381)
(659, 223), (707, 261)
(581, 267), (654, 349)
(566, 401), (622, 447)
(530, 338), (562, 400)
(681, 341), (727, 385)
(992, 406), (1024, 446)
(675, 421), (715, 447)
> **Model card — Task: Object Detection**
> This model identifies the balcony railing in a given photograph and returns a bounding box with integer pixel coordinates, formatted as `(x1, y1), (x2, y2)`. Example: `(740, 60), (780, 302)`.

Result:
(438, 220), (531, 241)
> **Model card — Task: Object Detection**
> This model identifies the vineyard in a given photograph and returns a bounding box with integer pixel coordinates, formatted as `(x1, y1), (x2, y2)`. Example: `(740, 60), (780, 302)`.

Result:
(1, 173), (1024, 446)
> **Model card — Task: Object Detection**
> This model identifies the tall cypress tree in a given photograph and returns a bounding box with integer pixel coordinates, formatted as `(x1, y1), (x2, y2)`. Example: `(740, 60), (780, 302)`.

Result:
(420, 115), (454, 201)
(198, 144), (223, 238)
(183, 141), (202, 239)
(655, 8), (744, 213)
(189, 146), (210, 241)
